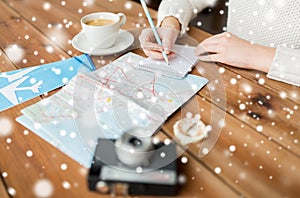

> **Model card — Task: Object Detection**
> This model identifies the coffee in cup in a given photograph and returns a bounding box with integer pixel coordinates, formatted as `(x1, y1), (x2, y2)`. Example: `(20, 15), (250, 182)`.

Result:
(81, 12), (126, 49)
(85, 19), (115, 26)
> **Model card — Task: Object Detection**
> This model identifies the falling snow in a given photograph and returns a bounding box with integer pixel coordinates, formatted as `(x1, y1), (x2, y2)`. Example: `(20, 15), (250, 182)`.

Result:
(181, 156), (188, 164)
(8, 187), (17, 196)
(26, 150), (33, 157)
(0, 118), (13, 136)
(229, 145), (236, 152)
(214, 167), (222, 174)
(5, 45), (24, 63)
(62, 181), (71, 189)
(60, 163), (68, 171)
(33, 179), (53, 197)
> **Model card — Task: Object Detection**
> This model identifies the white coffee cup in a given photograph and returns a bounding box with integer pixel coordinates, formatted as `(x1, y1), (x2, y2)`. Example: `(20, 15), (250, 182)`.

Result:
(81, 12), (126, 49)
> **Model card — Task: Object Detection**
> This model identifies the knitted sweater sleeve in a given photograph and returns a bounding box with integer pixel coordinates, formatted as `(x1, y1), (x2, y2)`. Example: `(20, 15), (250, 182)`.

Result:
(267, 46), (300, 86)
(157, 0), (217, 34)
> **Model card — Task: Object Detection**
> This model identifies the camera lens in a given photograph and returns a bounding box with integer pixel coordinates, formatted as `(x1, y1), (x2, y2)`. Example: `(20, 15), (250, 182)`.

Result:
(129, 137), (142, 147)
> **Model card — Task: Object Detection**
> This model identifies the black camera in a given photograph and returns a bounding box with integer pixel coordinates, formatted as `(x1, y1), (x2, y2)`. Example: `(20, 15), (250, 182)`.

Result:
(88, 132), (178, 196)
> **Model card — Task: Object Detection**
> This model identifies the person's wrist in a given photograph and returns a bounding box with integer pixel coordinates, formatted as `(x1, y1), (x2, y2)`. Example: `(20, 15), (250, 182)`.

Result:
(250, 45), (276, 73)
(160, 16), (181, 32)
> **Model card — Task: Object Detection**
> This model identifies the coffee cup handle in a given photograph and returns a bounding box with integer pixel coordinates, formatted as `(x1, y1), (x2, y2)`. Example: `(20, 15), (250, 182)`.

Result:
(117, 13), (126, 28)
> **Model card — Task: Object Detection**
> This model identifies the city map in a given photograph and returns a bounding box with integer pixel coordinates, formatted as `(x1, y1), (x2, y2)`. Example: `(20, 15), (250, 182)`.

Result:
(17, 52), (208, 167)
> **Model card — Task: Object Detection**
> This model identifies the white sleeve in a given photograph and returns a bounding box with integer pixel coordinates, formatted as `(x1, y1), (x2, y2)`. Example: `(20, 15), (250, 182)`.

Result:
(267, 46), (300, 86)
(157, 0), (217, 34)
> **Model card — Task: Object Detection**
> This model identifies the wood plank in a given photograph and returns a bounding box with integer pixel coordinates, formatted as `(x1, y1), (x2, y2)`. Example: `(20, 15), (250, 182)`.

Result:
(189, 61), (300, 155)
(0, 178), (9, 198)
(152, 133), (240, 197)
(233, 67), (300, 105)
(0, 48), (18, 72)
(0, 1), (99, 197)
(162, 95), (300, 197)
(0, 1), (69, 68)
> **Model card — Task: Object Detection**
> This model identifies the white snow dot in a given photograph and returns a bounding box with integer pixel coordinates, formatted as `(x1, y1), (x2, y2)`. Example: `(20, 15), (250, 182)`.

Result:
(62, 181), (71, 189)
(160, 152), (166, 158)
(43, 2), (51, 10)
(214, 167), (222, 174)
(279, 92), (287, 99)
(164, 139), (171, 145)
(229, 145), (236, 152)
(33, 179), (53, 197)
(62, 77), (69, 84)
(136, 167), (143, 173)
(230, 78), (237, 85)
(69, 66), (74, 71)
(258, 78), (265, 85)
(191, 84), (198, 90)
(181, 157), (188, 164)
(178, 174), (187, 184)
(202, 147), (209, 155)
(60, 130), (67, 136)
(61, 1), (66, 6)
(8, 187), (16, 196)
(54, 68), (61, 75)
(32, 16), (37, 22)
(186, 112), (193, 118)
(34, 122), (41, 129)
(2, 172), (8, 178)
(0, 118), (13, 136)
(6, 138), (12, 144)
(69, 132), (76, 139)
(219, 67), (225, 73)
(30, 78), (37, 84)
(24, 130), (29, 135)
(5, 44), (24, 63)
(150, 96), (157, 103)
(256, 125), (263, 132)
(124, 2), (132, 9)
(136, 91), (143, 99)
(206, 125), (212, 131)
(60, 163), (68, 171)
(26, 150), (33, 157)
(239, 104), (246, 110)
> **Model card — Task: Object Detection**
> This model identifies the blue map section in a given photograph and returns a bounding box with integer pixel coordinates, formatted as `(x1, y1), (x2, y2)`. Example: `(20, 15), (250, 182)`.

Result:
(0, 54), (95, 112)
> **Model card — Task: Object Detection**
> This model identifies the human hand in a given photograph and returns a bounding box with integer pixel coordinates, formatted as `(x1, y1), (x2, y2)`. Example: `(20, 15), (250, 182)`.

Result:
(139, 27), (179, 59)
(195, 32), (276, 73)
(139, 16), (181, 59)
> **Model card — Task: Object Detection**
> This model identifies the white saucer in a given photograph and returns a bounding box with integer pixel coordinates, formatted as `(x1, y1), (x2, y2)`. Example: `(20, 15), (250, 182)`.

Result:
(72, 30), (134, 56)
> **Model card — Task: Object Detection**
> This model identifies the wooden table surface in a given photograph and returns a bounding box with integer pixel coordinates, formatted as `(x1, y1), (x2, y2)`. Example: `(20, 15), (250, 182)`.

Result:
(0, 0), (299, 197)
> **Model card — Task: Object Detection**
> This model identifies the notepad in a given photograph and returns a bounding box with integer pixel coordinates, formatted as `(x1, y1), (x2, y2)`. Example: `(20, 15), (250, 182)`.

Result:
(139, 45), (199, 79)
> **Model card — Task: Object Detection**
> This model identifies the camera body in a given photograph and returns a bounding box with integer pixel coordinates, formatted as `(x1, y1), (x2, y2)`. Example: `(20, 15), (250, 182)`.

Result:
(88, 136), (178, 196)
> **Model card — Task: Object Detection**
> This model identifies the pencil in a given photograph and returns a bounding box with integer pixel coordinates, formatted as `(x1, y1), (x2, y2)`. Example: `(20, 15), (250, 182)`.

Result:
(140, 0), (170, 65)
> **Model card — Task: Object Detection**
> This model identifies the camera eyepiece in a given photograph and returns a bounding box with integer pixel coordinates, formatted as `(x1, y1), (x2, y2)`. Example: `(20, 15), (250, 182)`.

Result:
(129, 137), (142, 147)
(115, 130), (153, 167)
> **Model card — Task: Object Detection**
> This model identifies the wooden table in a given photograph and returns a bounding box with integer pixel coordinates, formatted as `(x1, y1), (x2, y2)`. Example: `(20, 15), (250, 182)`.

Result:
(0, 0), (299, 197)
